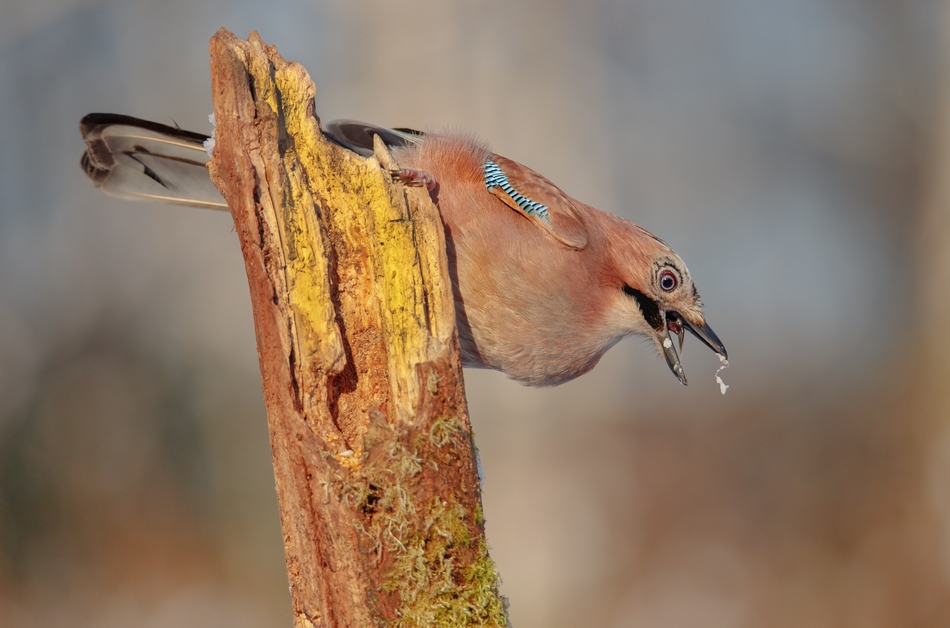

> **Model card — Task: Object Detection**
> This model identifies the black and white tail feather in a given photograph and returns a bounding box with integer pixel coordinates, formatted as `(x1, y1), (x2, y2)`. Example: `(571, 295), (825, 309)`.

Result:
(79, 113), (422, 209)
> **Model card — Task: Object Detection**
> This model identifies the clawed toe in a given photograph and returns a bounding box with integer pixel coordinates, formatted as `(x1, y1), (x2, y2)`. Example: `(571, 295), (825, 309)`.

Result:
(389, 168), (437, 192)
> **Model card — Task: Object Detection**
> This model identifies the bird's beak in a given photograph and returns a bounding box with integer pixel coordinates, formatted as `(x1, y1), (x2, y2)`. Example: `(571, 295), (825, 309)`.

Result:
(681, 317), (727, 360)
(660, 312), (728, 386)
(659, 323), (688, 385)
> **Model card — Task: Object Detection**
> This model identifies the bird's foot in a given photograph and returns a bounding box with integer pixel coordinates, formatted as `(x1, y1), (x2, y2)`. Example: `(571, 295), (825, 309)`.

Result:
(389, 168), (437, 192)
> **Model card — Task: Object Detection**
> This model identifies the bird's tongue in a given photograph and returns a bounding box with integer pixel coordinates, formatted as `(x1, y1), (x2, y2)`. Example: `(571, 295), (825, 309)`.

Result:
(667, 316), (686, 354)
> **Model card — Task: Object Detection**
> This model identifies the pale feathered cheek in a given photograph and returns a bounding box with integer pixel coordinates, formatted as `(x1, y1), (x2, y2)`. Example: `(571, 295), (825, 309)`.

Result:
(605, 297), (656, 337)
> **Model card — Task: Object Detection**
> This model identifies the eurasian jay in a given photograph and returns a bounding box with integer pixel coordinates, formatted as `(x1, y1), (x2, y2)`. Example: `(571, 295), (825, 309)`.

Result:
(79, 114), (727, 387)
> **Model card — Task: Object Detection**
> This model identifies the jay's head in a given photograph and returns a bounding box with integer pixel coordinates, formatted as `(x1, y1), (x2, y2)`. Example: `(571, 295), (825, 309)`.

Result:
(603, 220), (727, 385)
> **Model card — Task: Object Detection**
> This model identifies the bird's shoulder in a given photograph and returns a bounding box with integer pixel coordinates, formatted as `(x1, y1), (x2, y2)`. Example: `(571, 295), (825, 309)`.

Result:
(402, 133), (590, 250)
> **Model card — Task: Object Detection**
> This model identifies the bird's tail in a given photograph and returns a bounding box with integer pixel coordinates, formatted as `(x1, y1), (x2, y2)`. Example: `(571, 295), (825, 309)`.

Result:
(79, 114), (423, 208)
(80, 113), (227, 209)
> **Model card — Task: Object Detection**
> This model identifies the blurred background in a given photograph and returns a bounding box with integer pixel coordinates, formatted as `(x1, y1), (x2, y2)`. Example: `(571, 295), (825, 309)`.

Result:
(2, 0), (950, 626)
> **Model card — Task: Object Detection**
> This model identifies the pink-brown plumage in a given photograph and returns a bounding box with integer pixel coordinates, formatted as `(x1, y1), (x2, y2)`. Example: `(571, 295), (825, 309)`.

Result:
(391, 132), (722, 386)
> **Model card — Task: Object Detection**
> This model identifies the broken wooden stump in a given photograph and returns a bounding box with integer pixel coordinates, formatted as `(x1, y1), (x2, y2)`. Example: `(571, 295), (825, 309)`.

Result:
(206, 28), (507, 628)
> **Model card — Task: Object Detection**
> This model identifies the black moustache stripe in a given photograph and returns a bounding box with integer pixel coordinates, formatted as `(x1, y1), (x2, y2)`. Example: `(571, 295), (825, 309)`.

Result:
(623, 286), (663, 330)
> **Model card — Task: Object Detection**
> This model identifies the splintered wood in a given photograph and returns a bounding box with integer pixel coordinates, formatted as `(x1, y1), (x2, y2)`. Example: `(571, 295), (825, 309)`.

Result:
(206, 28), (506, 628)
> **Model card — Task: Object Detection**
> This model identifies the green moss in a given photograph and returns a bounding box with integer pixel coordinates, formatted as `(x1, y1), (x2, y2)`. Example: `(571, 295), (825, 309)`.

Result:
(387, 500), (507, 628)
(473, 502), (486, 528)
(428, 415), (464, 449)
(352, 416), (508, 627)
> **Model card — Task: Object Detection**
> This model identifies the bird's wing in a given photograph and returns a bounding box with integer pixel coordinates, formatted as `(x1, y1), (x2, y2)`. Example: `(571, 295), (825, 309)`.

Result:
(484, 155), (588, 250)
(322, 121), (589, 248)
(322, 120), (423, 157)
(80, 113), (228, 210)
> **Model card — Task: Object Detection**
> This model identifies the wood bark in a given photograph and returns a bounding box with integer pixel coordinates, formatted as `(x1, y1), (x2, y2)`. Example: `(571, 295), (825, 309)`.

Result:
(206, 28), (507, 628)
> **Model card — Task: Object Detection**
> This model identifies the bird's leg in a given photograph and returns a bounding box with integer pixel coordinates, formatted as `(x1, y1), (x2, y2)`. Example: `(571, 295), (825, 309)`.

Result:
(389, 168), (438, 192)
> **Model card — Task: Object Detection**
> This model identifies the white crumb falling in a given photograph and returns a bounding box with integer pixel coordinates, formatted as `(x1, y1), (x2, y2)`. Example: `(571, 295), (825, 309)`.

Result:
(715, 354), (730, 395)
(203, 113), (216, 157)
(663, 338), (672, 349)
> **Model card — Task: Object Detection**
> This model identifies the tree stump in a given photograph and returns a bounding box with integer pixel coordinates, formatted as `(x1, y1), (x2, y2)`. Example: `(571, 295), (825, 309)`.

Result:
(206, 28), (507, 628)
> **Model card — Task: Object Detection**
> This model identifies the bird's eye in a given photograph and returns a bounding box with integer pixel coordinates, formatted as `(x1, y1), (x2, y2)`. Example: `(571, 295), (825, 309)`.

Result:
(659, 270), (678, 292)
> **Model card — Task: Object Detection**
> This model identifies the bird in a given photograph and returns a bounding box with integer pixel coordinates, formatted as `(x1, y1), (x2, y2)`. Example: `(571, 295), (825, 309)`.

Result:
(79, 113), (727, 387)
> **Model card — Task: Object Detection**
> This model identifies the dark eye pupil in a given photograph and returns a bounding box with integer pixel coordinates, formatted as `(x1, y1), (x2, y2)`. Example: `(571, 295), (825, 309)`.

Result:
(661, 273), (676, 291)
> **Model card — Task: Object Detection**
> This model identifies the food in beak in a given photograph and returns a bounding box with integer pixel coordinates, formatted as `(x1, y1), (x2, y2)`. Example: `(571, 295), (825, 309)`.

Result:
(662, 312), (728, 390)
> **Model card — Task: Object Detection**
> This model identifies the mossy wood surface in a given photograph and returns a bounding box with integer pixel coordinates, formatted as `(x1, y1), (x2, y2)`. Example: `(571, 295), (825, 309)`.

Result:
(206, 29), (506, 628)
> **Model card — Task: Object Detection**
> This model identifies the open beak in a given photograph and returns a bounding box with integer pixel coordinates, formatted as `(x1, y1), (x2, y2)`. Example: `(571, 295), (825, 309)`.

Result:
(660, 322), (688, 385)
(660, 312), (728, 386)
